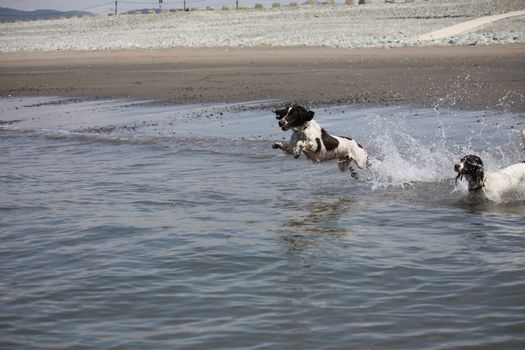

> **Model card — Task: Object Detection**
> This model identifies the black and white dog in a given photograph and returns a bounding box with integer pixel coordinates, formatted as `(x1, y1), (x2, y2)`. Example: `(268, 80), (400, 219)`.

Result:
(272, 105), (368, 178)
(454, 130), (525, 201)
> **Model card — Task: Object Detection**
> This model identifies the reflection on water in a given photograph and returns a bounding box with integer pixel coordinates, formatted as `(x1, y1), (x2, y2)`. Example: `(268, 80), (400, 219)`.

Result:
(276, 197), (360, 258)
(1, 97), (525, 350)
(285, 198), (358, 235)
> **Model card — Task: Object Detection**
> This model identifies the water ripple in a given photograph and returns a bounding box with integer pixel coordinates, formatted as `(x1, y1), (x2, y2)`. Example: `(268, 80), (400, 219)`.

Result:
(1, 98), (525, 349)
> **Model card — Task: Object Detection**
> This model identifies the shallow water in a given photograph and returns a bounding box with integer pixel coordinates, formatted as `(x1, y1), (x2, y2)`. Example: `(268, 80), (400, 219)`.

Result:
(1, 97), (525, 349)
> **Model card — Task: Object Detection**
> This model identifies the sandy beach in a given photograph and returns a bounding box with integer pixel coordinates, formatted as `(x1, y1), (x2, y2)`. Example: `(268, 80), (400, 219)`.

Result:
(1, 45), (524, 111)
(1, 0), (524, 110)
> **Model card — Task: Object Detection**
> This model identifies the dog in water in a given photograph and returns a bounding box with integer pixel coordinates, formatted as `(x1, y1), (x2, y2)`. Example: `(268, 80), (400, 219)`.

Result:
(272, 105), (368, 178)
(454, 130), (525, 201)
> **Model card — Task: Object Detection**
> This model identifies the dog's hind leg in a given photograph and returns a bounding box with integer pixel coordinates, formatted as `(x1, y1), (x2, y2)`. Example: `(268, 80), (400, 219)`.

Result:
(338, 155), (359, 179)
(339, 155), (359, 178)
(338, 155), (351, 172)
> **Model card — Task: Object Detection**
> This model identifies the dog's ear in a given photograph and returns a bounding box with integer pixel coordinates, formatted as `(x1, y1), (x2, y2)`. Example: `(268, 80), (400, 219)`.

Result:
(306, 110), (315, 121)
(465, 155), (484, 176)
(274, 108), (288, 120)
(474, 163), (484, 177)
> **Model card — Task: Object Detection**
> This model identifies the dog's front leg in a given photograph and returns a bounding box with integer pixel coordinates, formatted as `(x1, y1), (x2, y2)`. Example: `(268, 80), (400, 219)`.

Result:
(293, 140), (311, 159)
(299, 139), (322, 159)
(292, 143), (302, 159)
(273, 141), (296, 155)
(273, 134), (299, 156)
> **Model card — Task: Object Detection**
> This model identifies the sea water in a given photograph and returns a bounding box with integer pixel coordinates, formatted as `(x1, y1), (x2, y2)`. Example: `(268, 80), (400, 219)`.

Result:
(1, 97), (524, 349)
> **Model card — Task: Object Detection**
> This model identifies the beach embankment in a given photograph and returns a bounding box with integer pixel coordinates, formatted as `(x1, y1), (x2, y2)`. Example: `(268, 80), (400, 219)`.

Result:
(1, 0), (524, 51)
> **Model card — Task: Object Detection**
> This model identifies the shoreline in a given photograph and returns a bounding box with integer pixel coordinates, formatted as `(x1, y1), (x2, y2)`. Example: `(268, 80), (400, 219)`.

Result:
(1, 45), (525, 111)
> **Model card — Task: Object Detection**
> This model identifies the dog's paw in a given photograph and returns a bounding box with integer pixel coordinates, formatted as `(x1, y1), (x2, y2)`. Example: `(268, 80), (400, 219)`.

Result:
(272, 142), (283, 150)
(293, 151), (301, 159)
(350, 167), (359, 179)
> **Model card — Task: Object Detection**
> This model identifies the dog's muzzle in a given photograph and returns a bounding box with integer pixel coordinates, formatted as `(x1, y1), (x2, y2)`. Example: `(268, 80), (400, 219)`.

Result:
(278, 120), (289, 131)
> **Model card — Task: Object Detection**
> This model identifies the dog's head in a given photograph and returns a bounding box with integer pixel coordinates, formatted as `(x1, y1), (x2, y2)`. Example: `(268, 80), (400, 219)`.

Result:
(274, 105), (315, 131)
(454, 155), (485, 188)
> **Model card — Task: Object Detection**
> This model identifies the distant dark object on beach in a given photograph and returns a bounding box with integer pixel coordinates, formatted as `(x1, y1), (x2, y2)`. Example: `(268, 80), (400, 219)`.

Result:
(121, 8), (178, 15)
(0, 7), (93, 22)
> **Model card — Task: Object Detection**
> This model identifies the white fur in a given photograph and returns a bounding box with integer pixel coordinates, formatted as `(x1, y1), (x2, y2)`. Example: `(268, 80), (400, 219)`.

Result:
(472, 163), (525, 202)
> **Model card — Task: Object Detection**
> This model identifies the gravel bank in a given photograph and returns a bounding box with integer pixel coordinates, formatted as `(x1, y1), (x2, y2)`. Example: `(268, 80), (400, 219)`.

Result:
(0, 0), (524, 52)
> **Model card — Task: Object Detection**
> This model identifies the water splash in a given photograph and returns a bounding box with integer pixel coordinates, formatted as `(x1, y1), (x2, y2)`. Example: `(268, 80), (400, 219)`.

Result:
(363, 113), (459, 190)
(354, 108), (525, 196)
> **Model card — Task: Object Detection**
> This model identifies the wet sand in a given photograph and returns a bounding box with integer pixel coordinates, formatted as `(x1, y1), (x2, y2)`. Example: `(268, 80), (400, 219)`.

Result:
(1, 45), (524, 110)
